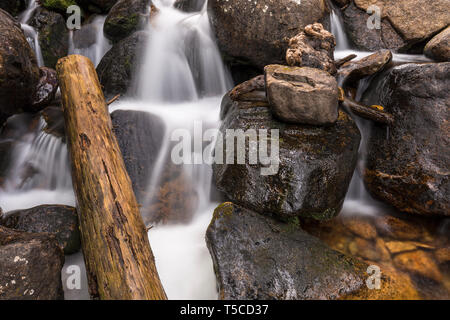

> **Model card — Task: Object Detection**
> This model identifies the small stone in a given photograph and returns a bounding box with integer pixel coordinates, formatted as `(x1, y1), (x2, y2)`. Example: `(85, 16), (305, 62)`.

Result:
(393, 250), (443, 282)
(385, 241), (418, 254)
(342, 216), (377, 240)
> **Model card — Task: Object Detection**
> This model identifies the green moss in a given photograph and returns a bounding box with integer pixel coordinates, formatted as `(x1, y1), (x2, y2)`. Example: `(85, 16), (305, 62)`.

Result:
(42, 0), (78, 12)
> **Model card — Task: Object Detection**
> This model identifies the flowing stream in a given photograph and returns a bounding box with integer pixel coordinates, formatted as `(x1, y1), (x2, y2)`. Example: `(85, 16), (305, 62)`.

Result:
(19, 0), (44, 67)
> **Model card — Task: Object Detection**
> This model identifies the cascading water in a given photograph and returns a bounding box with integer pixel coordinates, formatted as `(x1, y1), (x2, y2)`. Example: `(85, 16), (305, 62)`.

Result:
(110, 0), (232, 299)
(19, 0), (44, 67)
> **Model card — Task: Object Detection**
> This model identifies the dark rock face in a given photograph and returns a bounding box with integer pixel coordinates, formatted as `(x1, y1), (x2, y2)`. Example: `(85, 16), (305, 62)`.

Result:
(424, 26), (450, 62)
(31, 67), (59, 112)
(111, 110), (165, 203)
(0, 226), (64, 300)
(208, 0), (330, 69)
(206, 202), (368, 299)
(286, 23), (336, 75)
(30, 7), (69, 68)
(0, 0), (26, 16)
(174, 0), (205, 12)
(104, 0), (150, 43)
(1, 205), (80, 254)
(213, 93), (360, 221)
(41, 105), (65, 138)
(342, 2), (406, 52)
(0, 9), (40, 120)
(97, 31), (147, 98)
(265, 65), (339, 126)
(78, 0), (119, 13)
(362, 63), (450, 216)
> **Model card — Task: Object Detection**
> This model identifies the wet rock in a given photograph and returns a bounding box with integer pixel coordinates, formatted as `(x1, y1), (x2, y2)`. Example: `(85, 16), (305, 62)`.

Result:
(30, 7), (69, 68)
(337, 49), (392, 87)
(332, 0), (350, 7)
(265, 65), (339, 126)
(0, 225), (64, 300)
(0, 9), (40, 120)
(41, 105), (65, 138)
(41, 0), (77, 14)
(286, 23), (336, 75)
(206, 202), (368, 299)
(78, 0), (119, 13)
(104, 0), (150, 43)
(424, 26), (450, 62)
(0, 205), (80, 254)
(97, 31), (147, 98)
(393, 250), (443, 282)
(214, 94), (360, 221)
(434, 247), (450, 265)
(174, 0), (205, 13)
(342, 216), (377, 240)
(385, 241), (418, 254)
(208, 0), (330, 69)
(0, 0), (26, 16)
(341, 2), (406, 52)
(374, 215), (423, 241)
(0, 141), (14, 185)
(362, 63), (450, 216)
(31, 67), (59, 112)
(111, 109), (165, 203)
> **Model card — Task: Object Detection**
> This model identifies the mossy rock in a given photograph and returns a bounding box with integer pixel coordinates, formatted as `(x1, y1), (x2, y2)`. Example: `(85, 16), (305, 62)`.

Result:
(42, 0), (78, 13)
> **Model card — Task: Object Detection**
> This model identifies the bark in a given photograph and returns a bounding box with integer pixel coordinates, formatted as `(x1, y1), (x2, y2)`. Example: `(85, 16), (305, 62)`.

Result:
(56, 55), (167, 300)
(341, 96), (394, 125)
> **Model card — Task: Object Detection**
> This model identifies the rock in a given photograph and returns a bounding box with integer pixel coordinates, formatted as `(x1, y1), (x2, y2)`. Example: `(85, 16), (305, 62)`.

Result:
(265, 65), (339, 126)
(97, 31), (147, 98)
(424, 26), (450, 62)
(0, 205), (80, 254)
(213, 92), (360, 221)
(362, 63), (450, 216)
(0, 0), (26, 16)
(393, 250), (443, 282)
(0, 9), (40, 120)
(0, 140), (14, 185)
(337, 49), (392, 87)
(206, 202), (369, 299)
(41, 105), (65, 138)
(111, 109), (165, 203)
(385, 241), (418, 254)
(31, 67), (59, 112)
(286, 23), (336, 75)
(228, 75), (266, 102)
(174, 0), (205, 12)
(341, 2), (407, 52)
(30, 7), (69, 68)
(374, 215), (423, 241)
(332, 0), (350, 6)
(41, 0), (78, 14)
(208, 0), (330, 69)
(78, 0), (119, 13)
(103, 0), (150, 43)
(342, 216), (377, 240)
(434, 247), (450, 264)
(0, 225), (64, 300)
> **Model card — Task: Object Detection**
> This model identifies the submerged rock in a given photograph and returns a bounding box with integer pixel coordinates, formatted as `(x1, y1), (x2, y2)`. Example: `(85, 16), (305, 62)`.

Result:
(286, 23), (336, 75)
(206, 202), (368, 299)
(265, 65), (339, 126)
(30, 7), (69, 68)
(31, 67), (59, 112)
(97, 31), (147, 98)
(424, 26), (450, 62)
(104, 0), (150, 43)
(208, 0), (330, 69)
(213, 90), (360, 221)
(0, 205), (80, 254)
(363, 63), (450, 216)
(0, 225), (64, 300)
(0, 9), (40, 121)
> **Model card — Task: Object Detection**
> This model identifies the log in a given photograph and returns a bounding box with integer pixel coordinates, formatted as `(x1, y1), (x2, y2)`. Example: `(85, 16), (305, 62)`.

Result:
(340, 95), (394, 125)
(335, 54), (357, 69)
(56, 55), (167, 300)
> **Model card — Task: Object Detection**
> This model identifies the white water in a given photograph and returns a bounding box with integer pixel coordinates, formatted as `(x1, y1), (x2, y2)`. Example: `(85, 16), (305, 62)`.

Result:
(19, 0), (44, 67)
(68, 15), (112, 67)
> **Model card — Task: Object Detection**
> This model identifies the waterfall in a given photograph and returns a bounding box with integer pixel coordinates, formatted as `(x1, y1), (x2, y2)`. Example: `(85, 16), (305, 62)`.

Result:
(68, 15), (112, 67)
(19, 0), (44, 67)
(330, 7), (350, 51)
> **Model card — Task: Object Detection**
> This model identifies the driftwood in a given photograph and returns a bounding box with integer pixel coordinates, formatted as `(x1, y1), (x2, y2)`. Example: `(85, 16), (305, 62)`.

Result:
(341, 95), (394, 125)
(106, 94), (121, 105)
(56, 55), (167, 300)
(335, 54), (357, 69)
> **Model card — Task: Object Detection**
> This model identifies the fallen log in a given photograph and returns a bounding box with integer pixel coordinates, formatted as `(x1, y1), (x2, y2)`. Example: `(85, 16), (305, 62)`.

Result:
(56, 55), (167, 300)
(340, 95), (394, 125)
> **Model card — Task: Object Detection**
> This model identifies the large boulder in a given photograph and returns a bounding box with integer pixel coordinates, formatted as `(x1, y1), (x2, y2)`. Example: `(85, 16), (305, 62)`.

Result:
(342, 0), (450, 52)
(103, 0), (150, 43)
(97, 31), (147, 98)
(206, 202), (369, 299)
(213, 87), (360, 221)
(207, 0), (330, 69)
(0, 9), (40, 121)
(362, 63), (450, 216)
(286, 23), (337, 75)
(0, 0), (26, 16)
(0, 205), (80, 254)
(424, 26), (450, 62)
(0, 225), (64, 300)
(265, 65), (339, 126)
(30, 7), (69, 68)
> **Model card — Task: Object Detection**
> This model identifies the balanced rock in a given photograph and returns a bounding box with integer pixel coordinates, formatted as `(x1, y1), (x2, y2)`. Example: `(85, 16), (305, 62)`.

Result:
(424, 26), (450, 62)
(265, 65), (339, 126)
